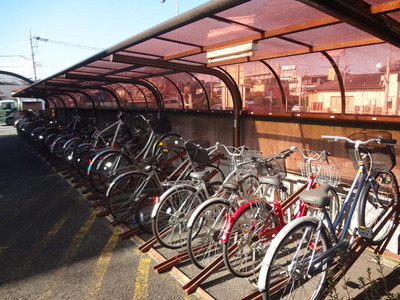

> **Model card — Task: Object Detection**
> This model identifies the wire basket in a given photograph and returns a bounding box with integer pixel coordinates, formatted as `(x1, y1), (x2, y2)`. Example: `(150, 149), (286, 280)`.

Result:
(300, 162), (341, 186)
(186, 140), (211, 166)
(228, 149), (261, 172)
(345, 131), (396, 172)
(258, 157), (287, 179)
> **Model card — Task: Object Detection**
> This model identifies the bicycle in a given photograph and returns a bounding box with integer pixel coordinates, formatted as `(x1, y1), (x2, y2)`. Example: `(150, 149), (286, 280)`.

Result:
(257, 131), (399, 300)
(106, 140), (224, 233)
(185, 145), (262, 269)
(86, 114), (183, 194)
(221, 146), (340, 278)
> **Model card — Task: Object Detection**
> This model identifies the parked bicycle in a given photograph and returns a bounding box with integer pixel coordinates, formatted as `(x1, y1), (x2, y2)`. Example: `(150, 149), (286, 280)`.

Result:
(257, 131), (399, 300)
(185, 144), (262, 269)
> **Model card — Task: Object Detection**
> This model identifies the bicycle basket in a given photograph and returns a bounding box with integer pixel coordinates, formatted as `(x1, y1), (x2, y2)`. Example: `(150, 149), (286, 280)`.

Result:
(345, 131), (396, 172)
(258, 157), (287, 179)
(228, 149), (261, 171)
(300, 162), (341, 186)
(186, 141), (210, 165)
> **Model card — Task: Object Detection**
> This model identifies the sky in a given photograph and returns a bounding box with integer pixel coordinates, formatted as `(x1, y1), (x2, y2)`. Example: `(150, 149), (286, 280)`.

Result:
(0, 0), (209, 81)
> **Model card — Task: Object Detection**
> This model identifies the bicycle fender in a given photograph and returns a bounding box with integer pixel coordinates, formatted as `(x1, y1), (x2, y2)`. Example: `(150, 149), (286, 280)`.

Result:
(150, 183), (196, 219)
(186, 197), (231, 228)
(87, 148), (122, 176)
(220, 199), (265, 243)
(105, 170), (149, 198)
(257, 215), (322, 292)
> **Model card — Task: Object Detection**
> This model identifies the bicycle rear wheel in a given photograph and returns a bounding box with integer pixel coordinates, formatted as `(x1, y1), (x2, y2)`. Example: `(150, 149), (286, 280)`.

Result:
(187, 198), (232, 269)
(107, 172), (160, 226)
(358, 171), (399, 245)
(222, 200), (277, 278)
(89, 150), (136, 194)
(259, 217), (331, 300)
(152, 186), (205, 249)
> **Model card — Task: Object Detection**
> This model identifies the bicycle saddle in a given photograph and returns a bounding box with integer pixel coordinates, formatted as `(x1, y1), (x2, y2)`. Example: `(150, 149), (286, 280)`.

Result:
(299, 183), (331, 207)
(259, 174), (281, 187)
(141, 155), (158, 167)
(221, 181), (240, 191)
(189, 170), (210, 181)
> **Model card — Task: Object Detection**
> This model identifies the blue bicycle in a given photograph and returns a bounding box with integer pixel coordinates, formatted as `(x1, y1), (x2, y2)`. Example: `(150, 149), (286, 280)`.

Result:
(257, 131), (399, 300)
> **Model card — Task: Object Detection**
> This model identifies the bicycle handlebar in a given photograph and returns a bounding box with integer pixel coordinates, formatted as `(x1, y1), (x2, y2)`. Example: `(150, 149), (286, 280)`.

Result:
(321, 135), (397, 146)
(215, 143), (249, 157)
(280, 145), (328, 162)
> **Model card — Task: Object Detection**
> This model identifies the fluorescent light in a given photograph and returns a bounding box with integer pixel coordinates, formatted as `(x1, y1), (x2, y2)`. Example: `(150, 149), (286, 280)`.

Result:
(208, 51), (255, 63)
(207, 42), (257, 63)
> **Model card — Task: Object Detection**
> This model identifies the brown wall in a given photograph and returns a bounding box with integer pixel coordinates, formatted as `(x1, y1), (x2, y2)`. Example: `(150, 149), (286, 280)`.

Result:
(167, 112), (400, 183)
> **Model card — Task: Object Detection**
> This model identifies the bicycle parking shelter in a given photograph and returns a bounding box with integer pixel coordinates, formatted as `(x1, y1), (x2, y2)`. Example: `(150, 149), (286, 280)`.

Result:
(11, 0), (400, 296)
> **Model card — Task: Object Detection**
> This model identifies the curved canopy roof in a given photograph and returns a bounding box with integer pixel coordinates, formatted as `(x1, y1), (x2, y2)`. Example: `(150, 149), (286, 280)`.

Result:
(14, 0), (400, 113)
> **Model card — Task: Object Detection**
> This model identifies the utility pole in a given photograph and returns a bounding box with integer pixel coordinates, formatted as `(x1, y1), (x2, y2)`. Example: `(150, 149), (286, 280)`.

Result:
(29, 31), (38, 81)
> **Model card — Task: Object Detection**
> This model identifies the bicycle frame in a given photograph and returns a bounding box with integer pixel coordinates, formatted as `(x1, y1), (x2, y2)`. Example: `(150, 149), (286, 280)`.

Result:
(221, 148), (323, 244)
(303, 164), (370, 276)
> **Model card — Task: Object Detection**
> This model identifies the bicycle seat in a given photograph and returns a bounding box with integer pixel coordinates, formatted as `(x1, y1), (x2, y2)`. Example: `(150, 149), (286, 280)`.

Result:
(259, 174), (281, 187)
(299, 183), (331, 207)
(140, 155), (158, 167)
(221, 182), (239, 191)
(189, 170), (210, 181)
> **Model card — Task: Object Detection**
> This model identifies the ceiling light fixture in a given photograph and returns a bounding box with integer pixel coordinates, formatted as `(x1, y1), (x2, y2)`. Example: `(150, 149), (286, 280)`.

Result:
(207, 42), (257, 63)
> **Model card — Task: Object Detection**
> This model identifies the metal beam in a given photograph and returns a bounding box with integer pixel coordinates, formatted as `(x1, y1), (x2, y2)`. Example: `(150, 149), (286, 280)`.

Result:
(299, 0), (400, 48)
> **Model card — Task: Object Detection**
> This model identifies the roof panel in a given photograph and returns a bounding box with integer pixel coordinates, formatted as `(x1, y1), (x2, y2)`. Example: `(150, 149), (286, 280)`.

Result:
(284, 23), (375, 47)
(159, 17), (257, 47)
(13, 0), (400, 111)
(216, 0), (327, 30)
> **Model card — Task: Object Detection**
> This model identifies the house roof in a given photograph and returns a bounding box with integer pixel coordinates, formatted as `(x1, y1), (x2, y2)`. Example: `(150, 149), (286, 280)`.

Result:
(313, 73), (384, 91)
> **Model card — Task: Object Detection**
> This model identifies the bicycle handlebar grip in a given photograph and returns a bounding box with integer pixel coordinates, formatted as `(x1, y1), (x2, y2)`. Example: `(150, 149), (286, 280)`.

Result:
(380, 138), (397, 145)
(321, 135), (337, 140)
(280, 147), (291, 153)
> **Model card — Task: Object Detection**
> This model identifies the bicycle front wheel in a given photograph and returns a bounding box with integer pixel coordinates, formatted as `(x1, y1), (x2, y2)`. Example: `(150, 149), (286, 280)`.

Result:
(259, 218), (331, 300)
(187, 198), (232, 269)
(152, 186), (205, 249)
(222, 200), (277, 278)
(358, 171), (399, 245)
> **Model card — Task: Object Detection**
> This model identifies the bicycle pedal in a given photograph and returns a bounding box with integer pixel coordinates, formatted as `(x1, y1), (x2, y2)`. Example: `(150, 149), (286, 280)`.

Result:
(358, 226), (373, 239)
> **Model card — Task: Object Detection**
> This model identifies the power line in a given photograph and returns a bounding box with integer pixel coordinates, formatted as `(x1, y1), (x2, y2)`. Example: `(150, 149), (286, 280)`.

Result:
(32, 36), (104, 51)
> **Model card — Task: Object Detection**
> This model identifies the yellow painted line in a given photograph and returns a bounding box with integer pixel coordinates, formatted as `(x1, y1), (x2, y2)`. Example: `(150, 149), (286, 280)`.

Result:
(86, 230), (120, 300)
(38, 211), (98, 299)
(5, 206), (76, 282)
(132, 257), (151, 300)
(61, 211), (98, 263)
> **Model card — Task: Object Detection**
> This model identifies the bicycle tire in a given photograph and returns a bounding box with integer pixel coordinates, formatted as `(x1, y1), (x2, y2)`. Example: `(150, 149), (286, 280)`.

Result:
(258, 217), (331, 300)
(134, 193), (157, 234)
(52, 135), (71, 158)
(222, 200), (278, 278)
(107, 171), (161, 225)
(187, 198), (232, 269)
(152, 185), (205, 249)
(327, 187), (340, 222)
(63, 137), (81, 163)
(358, 171), (399, 245)
(89, 150), (136, 194)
